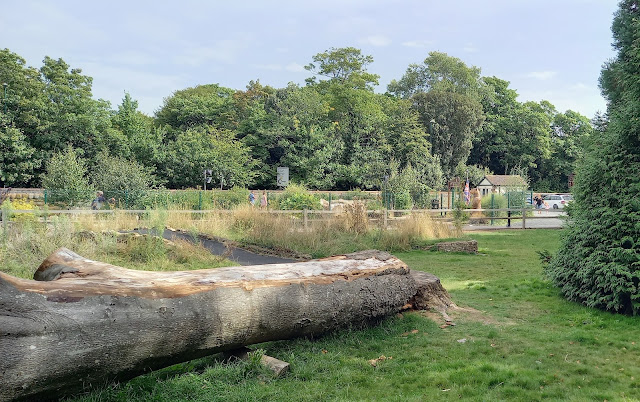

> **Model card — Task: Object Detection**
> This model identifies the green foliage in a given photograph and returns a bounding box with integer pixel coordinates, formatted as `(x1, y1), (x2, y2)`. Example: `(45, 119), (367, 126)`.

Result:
(155, 84), (237, 135)
(547, 1), (640, 315)
(163, 126), (255, 189)
(393, 191), (412, 210)
(452, 200), (470, 230)
(388, 51), (484, 99)
(0, 46), (598, 194)
(276, 184), (321, 210)
(305, 47), (380, 91)
(41, 146), (93, 205)
(412, 86), (485, 179)
(481, 194), (507, 219)
(0, 126), (40, 186)
(89, 153), (155, 208)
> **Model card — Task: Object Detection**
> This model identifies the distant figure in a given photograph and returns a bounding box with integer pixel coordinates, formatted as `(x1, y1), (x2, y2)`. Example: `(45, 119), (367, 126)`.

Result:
(260, 190), (267, 209)
(248, 190), (256, 207)
(108, 197), (116, 209)
(534, 196), (544, 214)
(91, 191), (105, 210)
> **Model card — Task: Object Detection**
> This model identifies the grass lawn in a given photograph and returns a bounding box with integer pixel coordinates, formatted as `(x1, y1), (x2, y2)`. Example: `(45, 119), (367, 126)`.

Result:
(66, 229), (640, 401)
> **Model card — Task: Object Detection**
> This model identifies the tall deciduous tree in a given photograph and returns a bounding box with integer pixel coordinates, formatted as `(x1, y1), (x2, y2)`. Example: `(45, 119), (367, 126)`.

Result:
(413, 91), (484, 178)
(305, 47), (380, 91)
(547, 0), (640, 315)
(163, 126), (255, 189)
(388, 51), (484, 99)
(0, 126), (39, 186)
(155, 84), (237, 139)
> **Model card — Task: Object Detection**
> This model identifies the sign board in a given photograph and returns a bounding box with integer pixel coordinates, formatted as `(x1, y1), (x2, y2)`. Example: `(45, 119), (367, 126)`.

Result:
(447, 177), (461, 189)
(276, 167), (289, 187)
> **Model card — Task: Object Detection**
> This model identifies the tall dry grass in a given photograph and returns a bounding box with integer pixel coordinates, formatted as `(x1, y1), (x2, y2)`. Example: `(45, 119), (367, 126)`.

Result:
(1, 207), (461, 278)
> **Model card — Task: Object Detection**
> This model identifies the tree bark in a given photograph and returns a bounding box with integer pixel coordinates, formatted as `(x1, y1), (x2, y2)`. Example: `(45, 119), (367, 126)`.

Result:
(0, 248), (417, 401)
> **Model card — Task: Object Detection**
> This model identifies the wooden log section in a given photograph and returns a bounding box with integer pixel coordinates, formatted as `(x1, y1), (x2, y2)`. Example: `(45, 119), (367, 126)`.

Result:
(0, 248), (417, 401)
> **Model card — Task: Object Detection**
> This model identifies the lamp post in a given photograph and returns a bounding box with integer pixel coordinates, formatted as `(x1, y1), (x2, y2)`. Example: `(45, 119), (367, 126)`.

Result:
(2, 83), (7, 115)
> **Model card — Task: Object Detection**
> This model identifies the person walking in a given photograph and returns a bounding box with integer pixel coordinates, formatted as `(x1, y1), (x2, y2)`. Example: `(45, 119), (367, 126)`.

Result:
(534, 195), (544, 214)
(248, 190), (256, 207)
(260, 190), (267, 209)
(91, 191), (105, 210)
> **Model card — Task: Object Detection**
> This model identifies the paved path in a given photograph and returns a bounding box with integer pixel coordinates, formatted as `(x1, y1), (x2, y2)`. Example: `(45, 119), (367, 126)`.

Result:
(133, 229), (297, 266)
(464, 210), (567, 231)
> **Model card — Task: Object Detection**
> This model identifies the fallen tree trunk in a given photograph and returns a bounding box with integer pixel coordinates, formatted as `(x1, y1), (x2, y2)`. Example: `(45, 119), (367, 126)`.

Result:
(0, 248), (417, 401)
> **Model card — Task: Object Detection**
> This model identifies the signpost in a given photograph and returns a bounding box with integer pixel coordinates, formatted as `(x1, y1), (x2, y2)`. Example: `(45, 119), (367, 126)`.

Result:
(277, 167), (289, 188)
(203, 169), (212, 191)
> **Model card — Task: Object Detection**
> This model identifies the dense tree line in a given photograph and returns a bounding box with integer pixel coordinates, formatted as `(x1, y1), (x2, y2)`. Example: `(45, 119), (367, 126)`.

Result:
(0, 47), (595, 193)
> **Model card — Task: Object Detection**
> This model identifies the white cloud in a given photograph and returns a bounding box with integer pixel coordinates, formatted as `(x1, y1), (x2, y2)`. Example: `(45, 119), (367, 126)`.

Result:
(79, 62), (187, 114)
(174, 37), (253, 66)
(526, 71), (558, 80)
(254, 64), (283, 71)
(463, 43), (478, 53)
(109, 51), (159, 66)
(285, 63), (306, 73)
(360, 35), (391, 47)
(402, 40), (434, 48)
(569, 82), (590, 91)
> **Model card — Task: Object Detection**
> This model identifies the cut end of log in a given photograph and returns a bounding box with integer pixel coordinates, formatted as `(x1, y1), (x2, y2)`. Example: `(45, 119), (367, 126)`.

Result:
(34, 247), (89, 281)
(407, 270), (455, 312)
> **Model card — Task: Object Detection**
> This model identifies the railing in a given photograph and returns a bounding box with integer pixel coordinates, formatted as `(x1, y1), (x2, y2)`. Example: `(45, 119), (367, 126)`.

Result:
(1, 207), (567, 230)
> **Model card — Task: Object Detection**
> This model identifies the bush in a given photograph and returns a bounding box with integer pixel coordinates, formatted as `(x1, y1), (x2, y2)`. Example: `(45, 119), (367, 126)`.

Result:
(276, 184), (321, 210)
(393, 191), (412, 210)
(90, 154), (156, 208)
(41, 146), (93, 206)
(481, 194), (507, 219)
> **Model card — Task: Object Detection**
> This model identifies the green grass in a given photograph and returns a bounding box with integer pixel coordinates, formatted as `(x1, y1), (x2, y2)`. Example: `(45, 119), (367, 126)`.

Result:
(63, 229), (640, 401)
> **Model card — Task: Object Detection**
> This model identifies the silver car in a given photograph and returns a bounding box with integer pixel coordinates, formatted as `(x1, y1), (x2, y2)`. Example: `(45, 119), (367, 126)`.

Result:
(543, 194), (573, 209)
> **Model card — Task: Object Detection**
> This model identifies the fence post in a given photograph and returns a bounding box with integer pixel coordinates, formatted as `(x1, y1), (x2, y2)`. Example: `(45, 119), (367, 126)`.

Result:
(440, 192), (443, 217)
(198, 191), (203, 210)
(490, 193), (494, 225)
(44, 189), (48, 205)
(522, 208), (526, 229)
(2, 208), (7, 238)
(303, 209), (308, 229)
(507, 192), (511, 227)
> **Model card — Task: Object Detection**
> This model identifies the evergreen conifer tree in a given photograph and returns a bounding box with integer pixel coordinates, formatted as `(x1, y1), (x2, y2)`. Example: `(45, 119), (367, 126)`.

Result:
(546, 1), (640, 314)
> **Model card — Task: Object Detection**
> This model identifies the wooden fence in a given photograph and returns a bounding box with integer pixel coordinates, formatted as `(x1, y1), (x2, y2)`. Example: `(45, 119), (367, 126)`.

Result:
(1, 207), (567, 230)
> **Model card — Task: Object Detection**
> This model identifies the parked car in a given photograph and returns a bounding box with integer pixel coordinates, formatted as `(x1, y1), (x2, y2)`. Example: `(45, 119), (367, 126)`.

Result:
(543, 194), (573, 209)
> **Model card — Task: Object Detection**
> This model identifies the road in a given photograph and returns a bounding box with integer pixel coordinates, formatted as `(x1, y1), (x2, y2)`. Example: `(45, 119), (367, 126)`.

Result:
(464, 210), (567, 231)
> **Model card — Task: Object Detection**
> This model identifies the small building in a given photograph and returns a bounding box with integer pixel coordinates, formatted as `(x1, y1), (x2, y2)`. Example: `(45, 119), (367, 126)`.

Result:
(477, 175), (527, 196)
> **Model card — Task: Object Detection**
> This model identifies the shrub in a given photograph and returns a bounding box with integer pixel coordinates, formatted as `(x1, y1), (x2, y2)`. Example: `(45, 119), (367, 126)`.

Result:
(481, 194), (507, 219)
(41, 146), (93, 206)
(90, 153), (156, 208)
(276, 184), (321, 210)
(2, 198), (38, 223)
(393, 191), (412, 210)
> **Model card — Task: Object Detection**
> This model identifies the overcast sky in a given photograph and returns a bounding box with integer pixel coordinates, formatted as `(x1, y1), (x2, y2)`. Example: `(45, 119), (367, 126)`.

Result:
(2, 0), (619, 118)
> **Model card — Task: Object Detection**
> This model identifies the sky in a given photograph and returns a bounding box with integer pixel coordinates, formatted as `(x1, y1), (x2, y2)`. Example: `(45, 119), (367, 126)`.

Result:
(1, 0), (620, 118)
